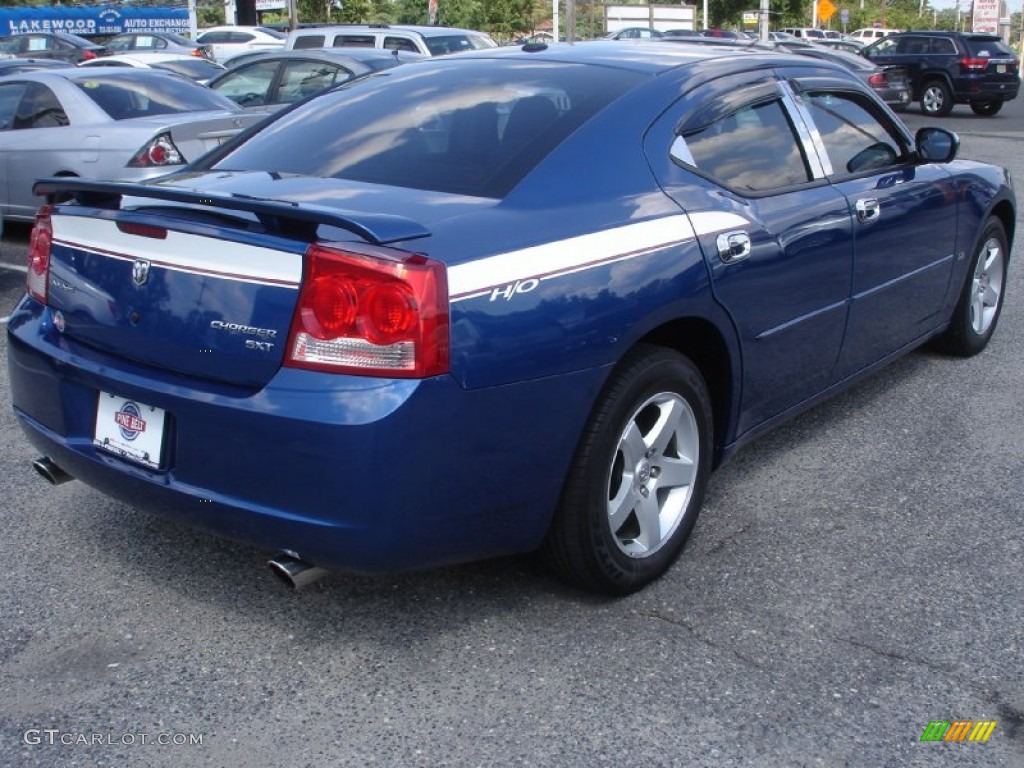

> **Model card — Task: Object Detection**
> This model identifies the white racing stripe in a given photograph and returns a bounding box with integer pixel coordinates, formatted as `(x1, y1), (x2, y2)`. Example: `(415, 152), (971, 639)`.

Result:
(50, 214), (302, 288)
(447, 211), (749, 303)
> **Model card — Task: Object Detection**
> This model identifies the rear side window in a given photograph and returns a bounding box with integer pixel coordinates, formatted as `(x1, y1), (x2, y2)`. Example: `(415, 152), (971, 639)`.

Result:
(210, 60), (642, 198)
(384, 36), (420, 53)
(13, 82), (68, 129)
(292, 34), (325, 49)
(676, 99), (810, 191)
(424, 34), (495, 55)
(333, 35), (375, 48)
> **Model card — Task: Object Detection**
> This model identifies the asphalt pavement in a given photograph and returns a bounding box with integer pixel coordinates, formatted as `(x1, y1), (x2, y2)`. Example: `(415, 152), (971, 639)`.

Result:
(1, 98), (1022, 768)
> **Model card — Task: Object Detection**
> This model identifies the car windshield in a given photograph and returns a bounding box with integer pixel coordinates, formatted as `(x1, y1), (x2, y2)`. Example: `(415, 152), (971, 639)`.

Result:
(208, 60), (642, 198)
(0, 37), (21, 53)
(74, 72), (239, 119)
(424, 33), (497, 55)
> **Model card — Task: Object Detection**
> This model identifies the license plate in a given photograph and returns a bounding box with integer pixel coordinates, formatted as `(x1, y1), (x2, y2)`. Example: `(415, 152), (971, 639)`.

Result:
(997, 64), (1007, 73)
(94, 392), (166, 469)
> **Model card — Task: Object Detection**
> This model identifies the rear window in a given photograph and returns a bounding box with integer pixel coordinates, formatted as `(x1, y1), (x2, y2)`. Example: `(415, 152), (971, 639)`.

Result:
(208, 60), (641, 198)
(965, 37), (1015, 57)
(74, 72), (238, 119)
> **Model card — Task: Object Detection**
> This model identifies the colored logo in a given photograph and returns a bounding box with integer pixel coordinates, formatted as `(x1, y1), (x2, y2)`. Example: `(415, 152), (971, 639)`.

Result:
(114, 402), (147, 441)
(920, 720), (997, 742)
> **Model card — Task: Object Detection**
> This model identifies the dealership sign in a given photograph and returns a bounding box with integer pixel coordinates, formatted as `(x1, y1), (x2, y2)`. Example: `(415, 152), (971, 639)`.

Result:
(972, 0), (1001, 35)
(0, 7), (189, 37)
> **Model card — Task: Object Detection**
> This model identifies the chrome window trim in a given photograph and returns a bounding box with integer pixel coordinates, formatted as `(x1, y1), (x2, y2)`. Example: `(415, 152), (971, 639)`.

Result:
(779, 79), (830, 178)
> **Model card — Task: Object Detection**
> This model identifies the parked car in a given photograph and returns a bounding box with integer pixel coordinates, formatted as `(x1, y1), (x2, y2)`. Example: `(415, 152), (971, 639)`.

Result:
(195, 26), (286, 62)
(102, 32), (214, 61)
(817, 38), (865, 54)
(207, 48), (422, 112)
(79, 53), (226, 85)
(9, 42), (1013, 595)
(0, 32), (106, 64)
(602, 28), (664, 40)
(779, 42), (911, 110)
(849, 28), (901, 42)
(285, 24), (497, 56)
(0, 68), (264, 221)
(778, 27), (827, 39)
(862, 31), (1021, 116)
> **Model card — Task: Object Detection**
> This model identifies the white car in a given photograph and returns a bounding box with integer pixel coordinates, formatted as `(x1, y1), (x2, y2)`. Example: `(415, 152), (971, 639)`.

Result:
(849, 28), (902, 42)
(79, 53), (226, 84)
(195, 26), (286, 63)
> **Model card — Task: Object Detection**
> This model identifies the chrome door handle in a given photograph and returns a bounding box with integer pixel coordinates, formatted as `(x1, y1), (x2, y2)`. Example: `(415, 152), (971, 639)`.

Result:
(716, 231), (751, 263)
(856, 198), (880, 224)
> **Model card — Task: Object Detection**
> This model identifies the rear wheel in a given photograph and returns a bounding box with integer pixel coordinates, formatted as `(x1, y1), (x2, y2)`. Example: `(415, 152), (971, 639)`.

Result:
(970, 101), (1002, 116)
(920, 80), (953, 117)
(932, 217), (1008, 356)
(543, 346), (712, 595)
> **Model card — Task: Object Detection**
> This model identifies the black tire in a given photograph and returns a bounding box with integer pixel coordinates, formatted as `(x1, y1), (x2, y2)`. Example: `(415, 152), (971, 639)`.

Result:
(543, 345), (712, 595)
(932, 217), (1009, 356)
(920, 80), (953, 117)
(970, 101), (1002, 116)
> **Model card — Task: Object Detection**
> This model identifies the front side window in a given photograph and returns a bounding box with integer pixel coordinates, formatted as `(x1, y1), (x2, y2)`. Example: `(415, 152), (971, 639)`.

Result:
(384, 36), (419, 53)
(210, 60), (280, 106)
(276, 61), (349, 103)
(805, 92), (907, 175)
(676, 98), (811, 192)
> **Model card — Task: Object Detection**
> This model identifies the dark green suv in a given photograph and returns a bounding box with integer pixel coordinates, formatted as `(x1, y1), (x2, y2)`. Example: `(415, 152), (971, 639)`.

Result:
(863, 31), (1019, 116)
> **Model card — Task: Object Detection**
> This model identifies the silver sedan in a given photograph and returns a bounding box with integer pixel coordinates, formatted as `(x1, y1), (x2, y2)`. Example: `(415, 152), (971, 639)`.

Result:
(0, 68), (265, 221)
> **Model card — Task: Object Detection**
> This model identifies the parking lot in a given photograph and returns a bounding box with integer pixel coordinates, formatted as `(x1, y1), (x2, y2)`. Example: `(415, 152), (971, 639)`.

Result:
(1, 105), (1023, 766)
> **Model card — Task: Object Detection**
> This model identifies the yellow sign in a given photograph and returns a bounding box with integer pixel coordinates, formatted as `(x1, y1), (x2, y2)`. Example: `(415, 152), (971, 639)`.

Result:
(817, 0), (837, 21)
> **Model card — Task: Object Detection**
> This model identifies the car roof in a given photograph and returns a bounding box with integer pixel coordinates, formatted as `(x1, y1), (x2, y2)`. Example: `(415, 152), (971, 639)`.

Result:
(227, 47), (425, 64)
(449, 40), (821, 76)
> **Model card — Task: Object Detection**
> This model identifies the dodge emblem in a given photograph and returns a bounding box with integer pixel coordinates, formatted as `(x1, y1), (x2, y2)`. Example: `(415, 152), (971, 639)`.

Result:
(132, 259), (151, 287)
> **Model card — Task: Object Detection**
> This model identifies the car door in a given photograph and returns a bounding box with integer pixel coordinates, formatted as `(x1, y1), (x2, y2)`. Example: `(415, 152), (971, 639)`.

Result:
(646, 75), (854, 435)
(789, 76), (958, 376)
(1, 80), (71, 219)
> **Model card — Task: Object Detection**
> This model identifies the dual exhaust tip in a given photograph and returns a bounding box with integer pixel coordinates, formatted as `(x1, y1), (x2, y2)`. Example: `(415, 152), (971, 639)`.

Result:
(33, 457), (326, 589)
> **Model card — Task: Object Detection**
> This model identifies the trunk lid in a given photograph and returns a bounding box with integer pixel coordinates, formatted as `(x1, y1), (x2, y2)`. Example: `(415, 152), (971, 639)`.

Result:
(37, 172), (492, 388)
(126, 112), (267, 161)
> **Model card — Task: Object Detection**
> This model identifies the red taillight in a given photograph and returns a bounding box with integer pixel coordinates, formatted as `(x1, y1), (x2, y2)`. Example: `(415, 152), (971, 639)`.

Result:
(960, 57), (988, 72)
(81, 50), (98, 61)
(867, 73), (887, 87)
(286, 244), (449, 378)
(127, 133), (185, 168)
(26, 205), (54, 304)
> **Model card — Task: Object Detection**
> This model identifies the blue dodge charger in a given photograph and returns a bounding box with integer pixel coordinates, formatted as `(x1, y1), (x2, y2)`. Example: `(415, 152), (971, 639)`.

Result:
(6, 41), (1015, 594)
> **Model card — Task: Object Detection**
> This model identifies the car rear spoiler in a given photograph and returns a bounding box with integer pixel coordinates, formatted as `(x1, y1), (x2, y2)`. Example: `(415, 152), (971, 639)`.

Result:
(33, 177), (430, 246)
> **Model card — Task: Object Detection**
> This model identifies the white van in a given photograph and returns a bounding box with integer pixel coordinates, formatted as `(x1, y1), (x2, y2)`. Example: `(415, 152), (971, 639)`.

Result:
(285, 24), (496, 56)
(849, 28), (901, 41)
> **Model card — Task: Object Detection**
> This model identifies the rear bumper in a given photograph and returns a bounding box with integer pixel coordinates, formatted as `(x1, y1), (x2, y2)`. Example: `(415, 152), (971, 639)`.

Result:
(7, 297), (606, 574)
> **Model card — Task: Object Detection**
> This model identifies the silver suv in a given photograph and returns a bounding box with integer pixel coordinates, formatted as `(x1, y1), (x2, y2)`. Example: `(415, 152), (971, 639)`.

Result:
(285, 24), (496, 56)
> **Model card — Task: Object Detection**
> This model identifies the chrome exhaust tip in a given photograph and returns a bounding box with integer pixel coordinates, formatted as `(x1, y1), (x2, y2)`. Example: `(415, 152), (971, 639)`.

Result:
(268, 552), (328, 590)
(32, 456), (75, 486)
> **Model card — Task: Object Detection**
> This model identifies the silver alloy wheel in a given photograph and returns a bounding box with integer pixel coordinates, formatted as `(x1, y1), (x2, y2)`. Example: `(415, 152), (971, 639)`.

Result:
(606, 391), (698, 558)
(922, 85), (946, 114)
(970, 235), (1005, 335)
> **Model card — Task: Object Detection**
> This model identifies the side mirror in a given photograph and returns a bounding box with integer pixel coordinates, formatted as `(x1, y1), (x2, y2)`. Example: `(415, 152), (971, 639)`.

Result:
(915, 127), (959, 163)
